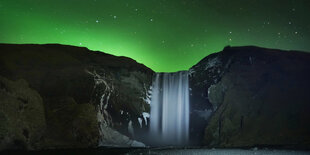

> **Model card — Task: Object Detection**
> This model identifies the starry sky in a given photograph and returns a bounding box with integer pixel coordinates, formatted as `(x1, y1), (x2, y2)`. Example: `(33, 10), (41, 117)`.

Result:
(0, 0), (309, 72)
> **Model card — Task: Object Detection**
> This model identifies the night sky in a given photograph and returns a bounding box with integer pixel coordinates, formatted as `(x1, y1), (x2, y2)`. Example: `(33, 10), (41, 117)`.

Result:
(1, 0), (309, 72)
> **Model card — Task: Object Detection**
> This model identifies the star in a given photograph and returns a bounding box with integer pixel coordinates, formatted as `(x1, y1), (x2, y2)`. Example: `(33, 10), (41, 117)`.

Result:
(1, 0), (309, 73)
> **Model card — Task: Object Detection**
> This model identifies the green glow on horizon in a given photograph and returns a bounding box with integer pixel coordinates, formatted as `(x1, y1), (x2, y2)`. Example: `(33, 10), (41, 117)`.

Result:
(1, 0), (309, 72)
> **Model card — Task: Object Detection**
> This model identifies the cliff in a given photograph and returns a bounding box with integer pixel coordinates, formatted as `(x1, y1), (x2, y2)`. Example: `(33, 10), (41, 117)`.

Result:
(189, 46), (310, 149)
(0, 44), (154, 150)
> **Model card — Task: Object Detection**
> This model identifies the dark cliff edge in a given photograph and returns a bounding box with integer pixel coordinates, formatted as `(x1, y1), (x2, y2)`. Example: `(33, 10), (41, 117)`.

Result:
(0, 44), (154, 150)
(189, 46), (310, 149)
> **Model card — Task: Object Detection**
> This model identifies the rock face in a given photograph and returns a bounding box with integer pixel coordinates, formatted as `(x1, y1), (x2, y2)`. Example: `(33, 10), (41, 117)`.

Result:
(0, 44), (154, 150)
(0, 76), (45, 150)
(189, 49), (234, 144)
(190, 46), (310, 148)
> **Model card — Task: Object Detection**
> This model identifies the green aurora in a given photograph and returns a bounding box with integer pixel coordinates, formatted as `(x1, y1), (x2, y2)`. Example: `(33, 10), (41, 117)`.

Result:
(1, 0), (310, 72)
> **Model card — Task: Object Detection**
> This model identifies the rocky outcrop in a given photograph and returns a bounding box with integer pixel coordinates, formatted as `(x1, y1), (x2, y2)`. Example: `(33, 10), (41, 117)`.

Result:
(0, 44), (154, 150)
(189, 48), (234, 144)
(42, 97), (99, 149)
(190, 46), (310, 148)
(0, 76), (45, 150)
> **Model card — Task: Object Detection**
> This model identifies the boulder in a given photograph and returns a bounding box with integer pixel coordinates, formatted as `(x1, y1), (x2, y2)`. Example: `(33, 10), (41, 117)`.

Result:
(42, 97), (99, 149)
(0, 76), (45, 150)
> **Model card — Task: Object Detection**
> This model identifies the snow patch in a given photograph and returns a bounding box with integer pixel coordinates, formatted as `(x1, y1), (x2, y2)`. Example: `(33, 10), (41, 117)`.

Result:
(249, 56), (253, 64)
(142, 112), (150, 126)
(205, 57), (221, 70)
(86, 69), (114, 127)
(128, 120), (134, 137)
(130, 140), (146, 147)
(141, 83), (152, 105)
(189, 68), (196, 77)
(194, 109), (213, 120)
(138, 118), (143, 128)
(97, 116), (145, 147)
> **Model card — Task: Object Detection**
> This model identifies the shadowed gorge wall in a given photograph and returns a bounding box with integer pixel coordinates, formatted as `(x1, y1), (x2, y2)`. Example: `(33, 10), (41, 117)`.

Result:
(0, 44), (154, 150)
(189, 46), (310, 148)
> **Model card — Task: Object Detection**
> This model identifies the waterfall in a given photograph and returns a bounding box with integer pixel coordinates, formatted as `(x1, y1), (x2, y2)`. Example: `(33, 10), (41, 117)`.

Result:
(149, 71), (190, 145)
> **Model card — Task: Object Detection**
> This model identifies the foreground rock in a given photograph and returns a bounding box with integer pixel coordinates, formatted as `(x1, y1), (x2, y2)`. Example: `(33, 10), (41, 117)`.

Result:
(190, 46), (310, 149)
(0, 44), (153, 150)
(0, 76), (45, 150)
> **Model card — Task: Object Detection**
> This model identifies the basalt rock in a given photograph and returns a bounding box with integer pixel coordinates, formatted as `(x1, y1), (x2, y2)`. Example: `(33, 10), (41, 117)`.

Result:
(190, 46), (310, 149)
(0, 76), (45, 150)
(0, 44), (154, 150)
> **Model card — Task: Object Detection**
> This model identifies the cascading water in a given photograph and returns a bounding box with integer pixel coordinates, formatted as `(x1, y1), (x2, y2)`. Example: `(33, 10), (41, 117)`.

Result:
(149, 71), (190, 145)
